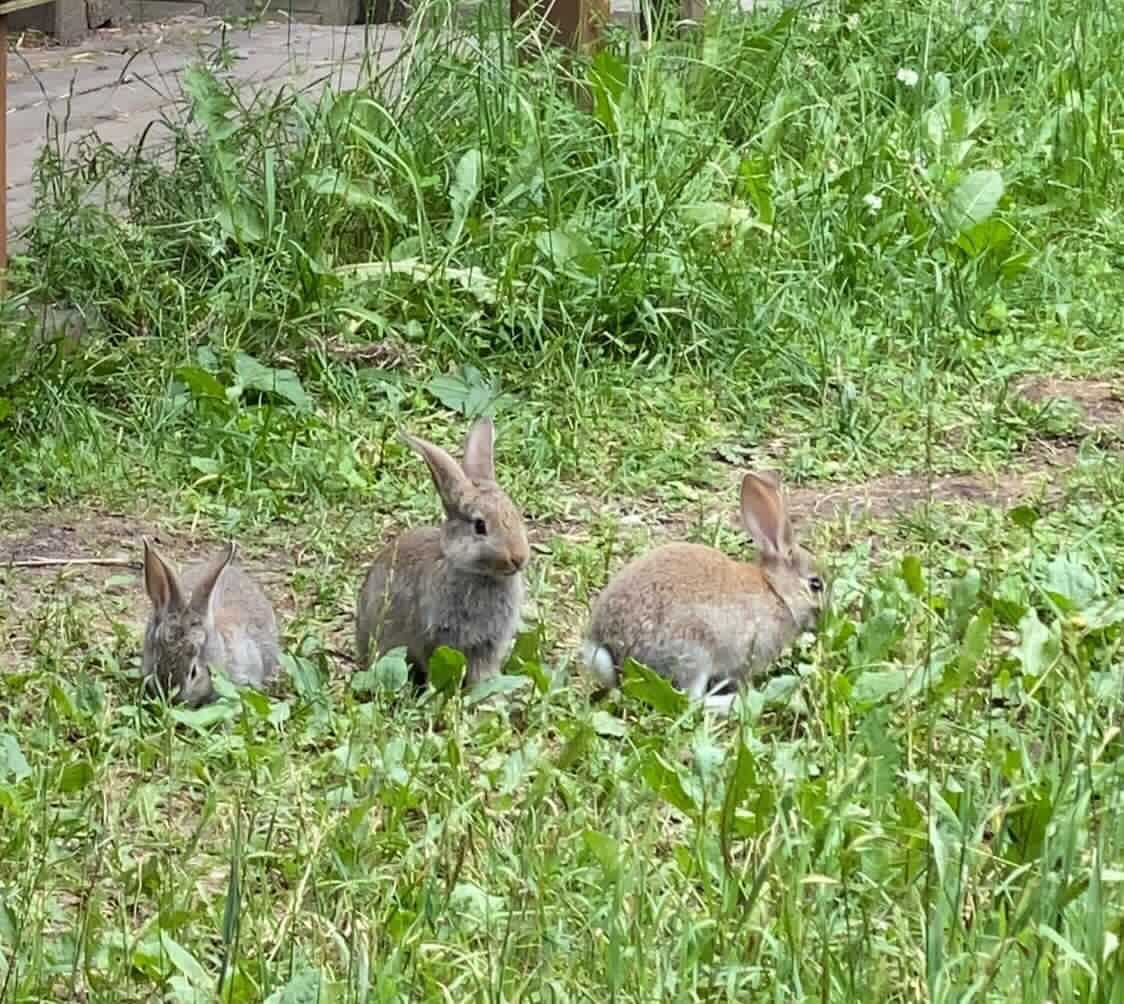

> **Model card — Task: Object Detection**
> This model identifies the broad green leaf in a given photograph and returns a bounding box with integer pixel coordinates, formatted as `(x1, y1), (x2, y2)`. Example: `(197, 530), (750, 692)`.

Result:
(353, 649), (410, 695)
(1043, 553), (1099, 613)
(240, 689), (271, 718)
(583, 830), (621, 878)
(175, 366), (227, 401)
(591, 710), (626, 738)
(857, 609), (900, 664)
(282, 653), (325, 701)
(737, 156), (774, 224)
(166, 975), (210, 1003)
(720, 741), (758, 824)
(189, 456), (221, 476)
(1016, 608), (1060, 677)
(160, 932), (211, 990)
(234, 353), (311, 411)
(448, 882), (506, 930)
(535, 228), (603, 275)
(465, 674), (531, 706)
(428, 646), (466, 694)
(264, 968), (341, 1004)
(0, 734), (31, 782)
(587, 48), (627, 133)
(447, 148), (483, 244)
(945, 169), (1004, 235)
(304, 168), (405, 223)
(171, 700), (239, 729)
(901, 555), (925, 596)
(640, 752), (697, 816)
(216, 202), (265, 244)
(1081, 599), (1124, 632)
(955, 218), (1014, 258)
(620, 659), (689, 715)
(948, 568), (982, 639)
(958, 607), (993, 674)
(759, 674), (800, 707)
(556, 723), (594, 769)
(426, 365), (501, 418)
(851, 669), (910, 704)
(374, 648), (410, 693)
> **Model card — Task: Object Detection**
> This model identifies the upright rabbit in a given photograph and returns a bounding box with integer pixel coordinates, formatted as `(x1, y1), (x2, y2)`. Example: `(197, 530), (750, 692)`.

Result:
(142, 539), (280, 707)
(356, 418), (529, 687)
(581, 471), (826, 713)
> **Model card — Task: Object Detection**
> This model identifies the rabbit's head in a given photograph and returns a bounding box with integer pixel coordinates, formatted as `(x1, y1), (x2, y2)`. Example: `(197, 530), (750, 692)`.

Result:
(142, 540), (234, 707)
(739, 471), (827, 633)
(404, 418), (530, 579)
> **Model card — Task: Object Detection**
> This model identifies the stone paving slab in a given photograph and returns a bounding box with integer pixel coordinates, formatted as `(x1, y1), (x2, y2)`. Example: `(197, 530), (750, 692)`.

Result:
(3, 0), (774, 240)
(5, 16), (406, 234)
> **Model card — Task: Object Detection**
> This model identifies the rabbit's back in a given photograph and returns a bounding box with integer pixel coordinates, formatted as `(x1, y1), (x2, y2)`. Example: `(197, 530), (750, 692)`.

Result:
(587, 542), (791, 690)
(357, 526), (442, 668)
(183, 559), (279, 687)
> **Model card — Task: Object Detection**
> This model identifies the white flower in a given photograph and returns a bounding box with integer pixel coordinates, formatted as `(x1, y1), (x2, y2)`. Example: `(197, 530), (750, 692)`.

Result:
(846, 12), (859, 29)
(862, 192), (883, 213)
(896, 67), (919, 87)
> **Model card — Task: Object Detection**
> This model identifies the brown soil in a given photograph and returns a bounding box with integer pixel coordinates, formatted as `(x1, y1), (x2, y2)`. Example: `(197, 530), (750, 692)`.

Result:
(1016, 376), (1124, 427)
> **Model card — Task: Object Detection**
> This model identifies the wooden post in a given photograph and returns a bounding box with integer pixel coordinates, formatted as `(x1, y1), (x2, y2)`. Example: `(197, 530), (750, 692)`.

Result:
(510, 0), (610, 56)
(1, 11), (7, 294)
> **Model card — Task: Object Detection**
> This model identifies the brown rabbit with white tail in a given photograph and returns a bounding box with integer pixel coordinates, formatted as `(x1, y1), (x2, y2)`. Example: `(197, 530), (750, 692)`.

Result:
(142, 539), (280, 708)
(356, 417), (530, 687)
(580, 471), (827, 713)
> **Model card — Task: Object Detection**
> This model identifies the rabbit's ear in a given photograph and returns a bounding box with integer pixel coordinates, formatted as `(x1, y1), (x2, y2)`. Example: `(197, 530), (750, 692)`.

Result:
(402, 433), (470, 514)
(461, 417), (496, 483)
(144, 538), (186, 612)
(739, 472), (794, 561)
(188, 542), (236, 617)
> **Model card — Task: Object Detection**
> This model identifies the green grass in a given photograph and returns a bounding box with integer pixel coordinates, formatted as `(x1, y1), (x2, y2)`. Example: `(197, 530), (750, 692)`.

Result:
(2, 0), (1124, 998)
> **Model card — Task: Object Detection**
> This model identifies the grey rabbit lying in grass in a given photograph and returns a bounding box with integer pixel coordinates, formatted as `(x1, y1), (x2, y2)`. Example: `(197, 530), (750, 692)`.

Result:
(142, 539), (280, 707)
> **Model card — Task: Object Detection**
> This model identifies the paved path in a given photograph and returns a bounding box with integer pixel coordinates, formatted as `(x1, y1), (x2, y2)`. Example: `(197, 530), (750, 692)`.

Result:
(4, 16), (407, 233)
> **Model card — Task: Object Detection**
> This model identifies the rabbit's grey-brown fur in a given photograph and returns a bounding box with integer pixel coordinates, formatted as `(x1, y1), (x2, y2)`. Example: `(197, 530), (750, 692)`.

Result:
(581, 471), (826, 713)
(142, 540), (280, 707)
(356, 418), (529, 687)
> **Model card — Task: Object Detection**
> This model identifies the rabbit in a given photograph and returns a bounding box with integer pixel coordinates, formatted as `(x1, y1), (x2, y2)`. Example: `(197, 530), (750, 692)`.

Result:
(356, 417), (530, 688)
(142, 539), (280, 708)
(580, 470), (827, 713)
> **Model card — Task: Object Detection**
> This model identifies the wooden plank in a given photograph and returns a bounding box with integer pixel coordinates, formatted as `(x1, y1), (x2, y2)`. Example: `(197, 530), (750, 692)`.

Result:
(0, 0), (56, 15)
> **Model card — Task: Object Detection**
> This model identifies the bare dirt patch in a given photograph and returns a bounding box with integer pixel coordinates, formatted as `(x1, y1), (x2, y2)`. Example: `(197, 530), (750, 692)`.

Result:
(785, 445), (1077, 524)
(0, 509), (305, 670)
(1015, 376), (1124, 428)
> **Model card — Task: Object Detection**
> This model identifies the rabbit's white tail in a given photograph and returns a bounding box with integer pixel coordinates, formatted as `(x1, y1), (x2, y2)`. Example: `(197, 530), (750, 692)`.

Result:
(580, 640), (618, 688)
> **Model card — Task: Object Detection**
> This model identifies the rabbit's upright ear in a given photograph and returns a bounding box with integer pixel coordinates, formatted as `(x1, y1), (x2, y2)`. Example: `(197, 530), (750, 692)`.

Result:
(402, 432), (470, 515)
(188, 542), (237, 617)
(461, 417), (496, 483)
(143, 538), (186, 612)
(739, 472), (794, 562)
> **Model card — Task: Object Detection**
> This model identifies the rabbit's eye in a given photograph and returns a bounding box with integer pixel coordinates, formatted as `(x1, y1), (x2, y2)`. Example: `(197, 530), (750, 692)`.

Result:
(473, 518), (488, 536)
(809, 575), (824, 593)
